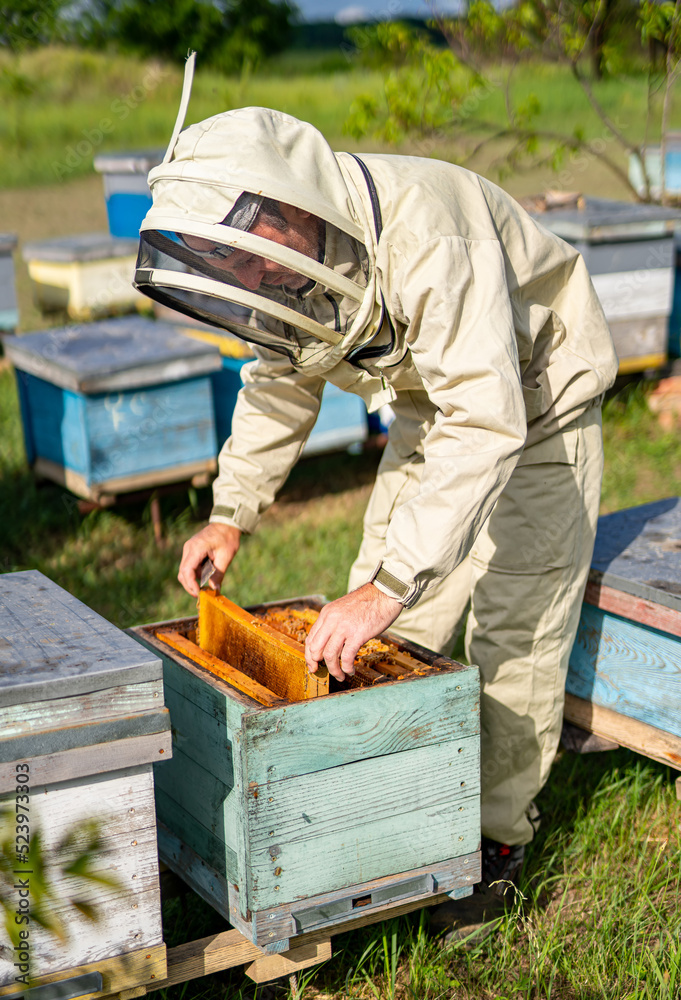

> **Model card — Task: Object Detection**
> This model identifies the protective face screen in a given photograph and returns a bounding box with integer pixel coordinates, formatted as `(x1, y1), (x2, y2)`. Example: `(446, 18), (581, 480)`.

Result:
(135, 218), (368, 363)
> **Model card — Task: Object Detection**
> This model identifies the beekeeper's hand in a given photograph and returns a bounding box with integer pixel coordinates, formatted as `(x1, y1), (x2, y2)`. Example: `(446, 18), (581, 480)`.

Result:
(178, 523), (242, 598)
(305, 583), (402, 682)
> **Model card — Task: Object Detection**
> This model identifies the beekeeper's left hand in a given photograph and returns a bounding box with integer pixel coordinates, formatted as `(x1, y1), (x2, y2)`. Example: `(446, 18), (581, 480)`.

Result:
(305, 583), (402, 682)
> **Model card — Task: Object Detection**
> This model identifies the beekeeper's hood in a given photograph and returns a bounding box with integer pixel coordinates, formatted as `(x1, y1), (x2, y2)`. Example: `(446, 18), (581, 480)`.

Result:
(135, 54), (385, 375)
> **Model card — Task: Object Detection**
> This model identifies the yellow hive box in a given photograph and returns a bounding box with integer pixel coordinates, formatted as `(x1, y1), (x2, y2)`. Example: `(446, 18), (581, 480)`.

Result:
(22, 233), (149, 321)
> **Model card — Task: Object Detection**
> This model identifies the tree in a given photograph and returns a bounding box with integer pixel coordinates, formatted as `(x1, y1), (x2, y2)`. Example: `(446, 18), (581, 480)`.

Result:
(76, 0), (297, 72)
(345, 3), (681, 205)
(0, 0), (69, 53)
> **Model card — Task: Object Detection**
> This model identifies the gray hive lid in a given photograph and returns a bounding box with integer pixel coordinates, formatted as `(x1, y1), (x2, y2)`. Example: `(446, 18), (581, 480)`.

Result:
(93, 149), (165, 175)
(0, 233), (18, 253)
(3, 315), (222, 393)
(21, 232), (139, 263)
(533, 197), (681, 243)
(0, 570), (161, 707)
(591, 497), (681, 611)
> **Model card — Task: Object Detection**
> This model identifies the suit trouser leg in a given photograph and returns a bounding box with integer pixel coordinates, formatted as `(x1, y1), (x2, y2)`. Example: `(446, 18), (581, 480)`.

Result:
(348, 406), (604, 846)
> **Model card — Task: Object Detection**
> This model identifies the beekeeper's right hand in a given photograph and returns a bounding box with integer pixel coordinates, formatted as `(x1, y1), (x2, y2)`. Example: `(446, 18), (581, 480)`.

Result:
(178, 523), (242, 598)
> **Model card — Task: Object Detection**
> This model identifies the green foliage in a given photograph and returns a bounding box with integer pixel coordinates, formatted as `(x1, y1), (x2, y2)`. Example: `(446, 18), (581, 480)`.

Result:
(0, 0), (68, 53)
(344, 1), (681, 202)
(0, 810), (120, 951)
(75, 0), (297, 72)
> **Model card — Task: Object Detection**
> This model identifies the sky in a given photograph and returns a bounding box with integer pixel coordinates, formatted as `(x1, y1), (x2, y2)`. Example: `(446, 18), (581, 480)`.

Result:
(296, 0), (461, 23)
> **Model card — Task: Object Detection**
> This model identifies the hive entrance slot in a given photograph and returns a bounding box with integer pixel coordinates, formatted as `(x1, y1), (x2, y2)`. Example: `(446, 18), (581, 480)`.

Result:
(352, 894), (372, 909)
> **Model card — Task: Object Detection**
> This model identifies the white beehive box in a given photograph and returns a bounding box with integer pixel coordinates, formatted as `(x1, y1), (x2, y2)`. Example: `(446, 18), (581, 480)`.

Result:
(0, 571), (171, 995)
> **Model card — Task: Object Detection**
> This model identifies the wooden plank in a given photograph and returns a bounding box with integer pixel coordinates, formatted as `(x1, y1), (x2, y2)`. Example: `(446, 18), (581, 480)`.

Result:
(567, 603), (681, 738)
(156, 931), (261, 987)
(198, 592), (329, 702)
(241, 666), (480, 784)
(589, 498), (681, 613)
(247, 850), (480, 947)
(0, 944), (167, 998)
(584, 579), (681, 638)
(0, 571), (161, 707)
(564, 693), (681, 769)
(244, 940), (332, 984)
(0, 729), (171, 793)
(156, 822), (233, 920)
(128, 625), (259, 726)
(154, 628), (284, 707)
(161, 680), (233, 787)
(0, 709), (170, 764)
(0, 680), (163, 740)
(245, 736), (480, 910)
(33, 456), (217, 502)
(153, 744), (238, 850)
(676, 774), (681, 801)
(0, 767), (163, 985)
(155, 787), (237, 879)
(4, 317), (220, 392)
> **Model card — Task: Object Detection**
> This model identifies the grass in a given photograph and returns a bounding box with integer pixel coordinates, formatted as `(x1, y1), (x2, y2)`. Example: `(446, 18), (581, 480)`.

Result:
(1, 46), (681, 195)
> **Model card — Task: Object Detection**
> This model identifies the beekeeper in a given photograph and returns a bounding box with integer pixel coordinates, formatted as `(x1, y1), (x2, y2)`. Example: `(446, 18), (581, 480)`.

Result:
(134, 56), (617, 937)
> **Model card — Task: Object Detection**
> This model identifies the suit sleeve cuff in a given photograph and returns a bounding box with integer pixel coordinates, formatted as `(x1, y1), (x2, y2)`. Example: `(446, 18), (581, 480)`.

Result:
(369, 561), (421, 609)
(210, 503), (260, 534)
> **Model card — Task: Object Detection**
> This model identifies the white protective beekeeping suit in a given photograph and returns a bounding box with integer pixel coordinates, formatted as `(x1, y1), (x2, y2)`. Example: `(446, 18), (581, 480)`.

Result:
(136, 57), (618, 845)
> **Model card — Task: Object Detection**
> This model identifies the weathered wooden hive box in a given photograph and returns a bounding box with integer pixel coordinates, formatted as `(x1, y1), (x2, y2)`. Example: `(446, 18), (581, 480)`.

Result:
(566, 497), (681, 770)
(130, 593), (480, 953)
(533, 197), (681, 374)
(21, 234), (145, 321)
(0, 570), (171, 995)
(4, 316), (221, 503)
(0, 234), (18, 334)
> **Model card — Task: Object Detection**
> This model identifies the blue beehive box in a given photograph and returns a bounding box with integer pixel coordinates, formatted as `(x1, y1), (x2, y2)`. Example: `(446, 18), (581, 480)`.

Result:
(4, 316), (221, 502)
(566, 497), (681, 769)
(93, 150), (163, 239)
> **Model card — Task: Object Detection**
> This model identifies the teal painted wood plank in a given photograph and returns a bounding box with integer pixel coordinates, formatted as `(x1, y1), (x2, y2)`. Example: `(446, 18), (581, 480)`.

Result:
(241, 668), (479, 785)
(154, 786), (237, 880)
(246, 735), (480, 910)
(156, 821), (233, 921)
(567, 603), (681, 737)
(233, 727), (251, 921)
(127, 628), (250, 733)
(0, 679), (163, 738)
(0, 707), (169, 762)
(154, 744), (238, 849)
(163, 681), (234, 787)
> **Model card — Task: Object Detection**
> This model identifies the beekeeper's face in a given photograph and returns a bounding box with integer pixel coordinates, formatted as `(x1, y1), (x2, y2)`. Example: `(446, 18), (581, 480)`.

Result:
(182, 203), (322, 292)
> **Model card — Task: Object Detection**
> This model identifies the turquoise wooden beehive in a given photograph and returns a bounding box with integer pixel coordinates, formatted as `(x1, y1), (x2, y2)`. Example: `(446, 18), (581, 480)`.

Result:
(130, 598), (481, 952)
(4, 316), (221, 503)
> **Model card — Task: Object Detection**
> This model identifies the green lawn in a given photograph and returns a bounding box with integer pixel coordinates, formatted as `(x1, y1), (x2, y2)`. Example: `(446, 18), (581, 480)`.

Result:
(0, 46), (680, 197)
